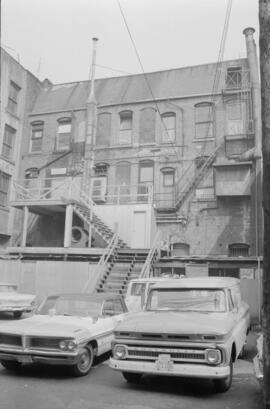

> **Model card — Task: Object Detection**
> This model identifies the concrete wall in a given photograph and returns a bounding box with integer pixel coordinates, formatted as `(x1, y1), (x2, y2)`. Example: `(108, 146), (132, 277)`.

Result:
(0, 259), (99, 304)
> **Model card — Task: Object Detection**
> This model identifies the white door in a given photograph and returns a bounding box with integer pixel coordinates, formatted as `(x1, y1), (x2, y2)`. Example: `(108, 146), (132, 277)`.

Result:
(131, 211), (147, 248)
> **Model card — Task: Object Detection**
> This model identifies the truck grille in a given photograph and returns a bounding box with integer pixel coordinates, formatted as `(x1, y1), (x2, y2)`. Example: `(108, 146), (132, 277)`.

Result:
(0, 334), (22, 347)
(126, 346), (206, 363)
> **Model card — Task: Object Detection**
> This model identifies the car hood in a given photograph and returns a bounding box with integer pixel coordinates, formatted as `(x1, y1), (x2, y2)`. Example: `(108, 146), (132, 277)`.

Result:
(0, 315), (94, 338)
(115, 311), (234, 336)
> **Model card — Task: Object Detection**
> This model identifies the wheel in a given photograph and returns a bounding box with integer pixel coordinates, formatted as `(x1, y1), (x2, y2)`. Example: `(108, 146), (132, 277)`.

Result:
(13, 311), (22, 319)
(213, 359), (233, 393)
(122, 371), (142, 383)
(70, 345), (94, 377)
(1, 360), (22, 371)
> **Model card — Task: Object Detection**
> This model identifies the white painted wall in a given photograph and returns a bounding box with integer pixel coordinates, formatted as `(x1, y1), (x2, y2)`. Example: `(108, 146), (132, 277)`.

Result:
(94, 203), (156, 248)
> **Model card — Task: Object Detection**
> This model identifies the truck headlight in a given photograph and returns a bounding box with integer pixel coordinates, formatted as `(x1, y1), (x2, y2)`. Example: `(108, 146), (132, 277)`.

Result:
(206, 349), (221, 365)
(113, 344), (127, 360)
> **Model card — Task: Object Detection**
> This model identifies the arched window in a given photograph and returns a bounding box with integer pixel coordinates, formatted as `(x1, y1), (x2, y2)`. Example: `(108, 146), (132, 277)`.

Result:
(161, 167), (175, 187)
(194, 102), (214, 139)
(161, 112), (176, 143)
(30, 121), (44, 152)
(56, 117), (72, 151)
(228, 243), (249, 257)
(139, 107), (156, 144)
(118, 111), (132, 145)
(96, 113), (111, 147)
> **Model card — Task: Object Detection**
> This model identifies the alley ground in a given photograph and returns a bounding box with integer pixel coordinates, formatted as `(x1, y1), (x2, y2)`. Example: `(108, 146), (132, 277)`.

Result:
(0, 314), (263, 409)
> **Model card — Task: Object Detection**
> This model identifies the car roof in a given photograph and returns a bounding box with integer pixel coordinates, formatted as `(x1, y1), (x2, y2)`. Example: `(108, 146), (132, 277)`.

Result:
(46, 292), (124, 301)
(150, 277), (240, 290)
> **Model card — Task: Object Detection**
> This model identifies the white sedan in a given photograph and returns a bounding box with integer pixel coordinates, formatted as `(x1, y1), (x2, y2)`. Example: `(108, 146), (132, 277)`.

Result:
(0, 282), (36, 319)
(0, 292), (127, 376)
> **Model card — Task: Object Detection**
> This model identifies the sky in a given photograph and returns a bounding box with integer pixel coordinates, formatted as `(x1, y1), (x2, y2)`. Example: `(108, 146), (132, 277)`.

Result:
(1, 0), (259, 84)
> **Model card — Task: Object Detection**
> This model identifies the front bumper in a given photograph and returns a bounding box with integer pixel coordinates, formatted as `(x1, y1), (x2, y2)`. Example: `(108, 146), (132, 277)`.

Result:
(109, 358), (230, 379)
(0, 350), (79, 366)
(0, 307), (33, 313)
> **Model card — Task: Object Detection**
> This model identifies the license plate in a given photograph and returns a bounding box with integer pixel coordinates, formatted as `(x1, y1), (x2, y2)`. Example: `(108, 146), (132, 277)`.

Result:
(17, 355), (33, 363)
(155, 354), (174, 371)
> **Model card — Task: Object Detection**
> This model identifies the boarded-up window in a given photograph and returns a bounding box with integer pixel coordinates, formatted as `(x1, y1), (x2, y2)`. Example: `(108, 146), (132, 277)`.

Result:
(226, 67), (242, 89)
(161, 112), (176, 143)
(139, 108), (156, 144)
(195, 103), (214, 139)
(226, 100), (245, 135)
(96, 113), (111, 146)
(118, 111), (132, 144)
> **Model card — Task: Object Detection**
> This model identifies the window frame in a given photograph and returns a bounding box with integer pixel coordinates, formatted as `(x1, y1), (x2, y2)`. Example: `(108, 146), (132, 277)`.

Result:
(96, 112), (112, 147)
(139, 160), (154, 184)
(118, 110), (133, 145)
(55, 117), (72, 152)
(2, 124), (16, 160)
(0, 171), (10, 207)
(7, 81), (20, 115)
(30, 121), (44, 153)
(194, 102), (214, 140)
(161, 167), (175, 187)
(161, 112), (176, 143)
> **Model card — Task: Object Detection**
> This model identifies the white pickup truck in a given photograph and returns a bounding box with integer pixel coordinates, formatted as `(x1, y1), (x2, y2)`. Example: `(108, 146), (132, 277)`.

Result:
(110, 277), (250, 393)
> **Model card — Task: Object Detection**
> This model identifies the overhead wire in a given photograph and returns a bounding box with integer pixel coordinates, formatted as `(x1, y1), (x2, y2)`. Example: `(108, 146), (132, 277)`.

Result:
(116, 0), (180, 161)
(116, 0), (233, 191)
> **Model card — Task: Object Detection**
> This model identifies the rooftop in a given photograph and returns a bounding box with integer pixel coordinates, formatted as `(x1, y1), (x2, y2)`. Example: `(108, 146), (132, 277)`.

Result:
(151, 277), (240, 290)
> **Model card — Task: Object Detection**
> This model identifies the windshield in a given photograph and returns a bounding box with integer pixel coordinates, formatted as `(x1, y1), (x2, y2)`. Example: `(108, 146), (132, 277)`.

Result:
(37, 295), (102, 317)
(146, 289), (227, 312)
(0, 285), (17, 292)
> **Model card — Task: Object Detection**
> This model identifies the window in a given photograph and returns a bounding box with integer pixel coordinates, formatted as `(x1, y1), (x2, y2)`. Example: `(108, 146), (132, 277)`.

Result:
(56, 118), (72, 151)
(30, 121), (44, 152)
(96, 113), (111, 147)
(139, 108), (156, 144)
(226, 67), (242, 89)
(228, 243), (249, 257)
(226, 100), (245, 135)
(94, 163), (109, 176)
(161, 112), (176, 143)
(0, 171), (10, 206)
(194, 102), (214, 139)
(139, 161), (154, 184)
(2, 125), (16, 159)
(7, 81), (20, 115)
(161, 167), (175, 187)
(118, 111), (132, 144)
(115, 162), (131, 203)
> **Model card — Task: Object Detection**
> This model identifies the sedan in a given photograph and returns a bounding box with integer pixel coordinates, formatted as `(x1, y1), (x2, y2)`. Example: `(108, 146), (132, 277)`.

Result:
(0, 292), (127, 376)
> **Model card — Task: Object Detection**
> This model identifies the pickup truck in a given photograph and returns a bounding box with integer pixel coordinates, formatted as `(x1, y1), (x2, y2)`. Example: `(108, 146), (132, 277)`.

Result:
(110, 277), (250, 393)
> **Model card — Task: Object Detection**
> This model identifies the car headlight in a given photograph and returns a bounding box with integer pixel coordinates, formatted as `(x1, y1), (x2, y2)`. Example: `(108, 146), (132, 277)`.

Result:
(59, 340), (77, 351)
(206, 349), (221, 365)
(113, 344), (127, 360)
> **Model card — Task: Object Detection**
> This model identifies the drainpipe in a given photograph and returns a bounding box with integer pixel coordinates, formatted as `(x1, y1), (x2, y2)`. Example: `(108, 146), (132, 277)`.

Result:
(243, 28), (262, 322)
(83, 37), (98, 247)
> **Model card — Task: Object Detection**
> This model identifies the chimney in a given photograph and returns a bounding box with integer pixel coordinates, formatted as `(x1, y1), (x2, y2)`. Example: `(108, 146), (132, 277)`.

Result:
(243, 27), (261, 156)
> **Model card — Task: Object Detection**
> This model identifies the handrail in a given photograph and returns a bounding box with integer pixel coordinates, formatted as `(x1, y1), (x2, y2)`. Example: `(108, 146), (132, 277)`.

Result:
(139, 231), (161, 279)
(175, 140), (224, 205)
(83, 232), (119, 293)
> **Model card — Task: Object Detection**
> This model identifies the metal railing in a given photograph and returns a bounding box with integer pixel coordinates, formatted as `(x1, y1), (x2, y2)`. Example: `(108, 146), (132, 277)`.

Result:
(11, 178), (153, 206)
(139, 231), (161, 279)
(83, 232), (119, 293)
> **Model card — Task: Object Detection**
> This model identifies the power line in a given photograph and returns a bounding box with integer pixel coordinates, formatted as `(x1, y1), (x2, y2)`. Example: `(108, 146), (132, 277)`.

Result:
(116, 0), (181, 161)
(96, 64), (133, 75)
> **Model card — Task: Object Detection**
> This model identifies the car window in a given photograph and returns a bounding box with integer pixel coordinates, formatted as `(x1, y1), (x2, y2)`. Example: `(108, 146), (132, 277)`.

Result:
(230, 286), (241, 310)
(146, 289), (227, 312)
(102, 300), (115, 316)
(130, 283), (146, 296)
(227, 290), (235, 311)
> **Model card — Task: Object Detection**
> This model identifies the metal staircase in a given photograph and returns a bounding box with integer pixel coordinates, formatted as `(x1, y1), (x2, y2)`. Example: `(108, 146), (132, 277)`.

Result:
(174, 141), (223, 211)
(96, 249), (149, 295)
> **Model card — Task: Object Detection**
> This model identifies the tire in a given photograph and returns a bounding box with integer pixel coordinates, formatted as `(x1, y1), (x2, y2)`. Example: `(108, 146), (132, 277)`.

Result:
(13, 311), (22, 319)
(122, 371), (142, 383)
(1, 360), (22, 371)
(213, 359), (233, 393)
(70, 345), (94, 377)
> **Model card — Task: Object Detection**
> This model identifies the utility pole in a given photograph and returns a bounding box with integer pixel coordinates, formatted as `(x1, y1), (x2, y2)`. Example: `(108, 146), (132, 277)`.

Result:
(259, 1), (270, 408)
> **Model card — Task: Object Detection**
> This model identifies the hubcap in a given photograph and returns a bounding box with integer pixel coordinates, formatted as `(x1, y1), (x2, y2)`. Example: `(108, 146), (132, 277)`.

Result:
(78, 350), (90, 371)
